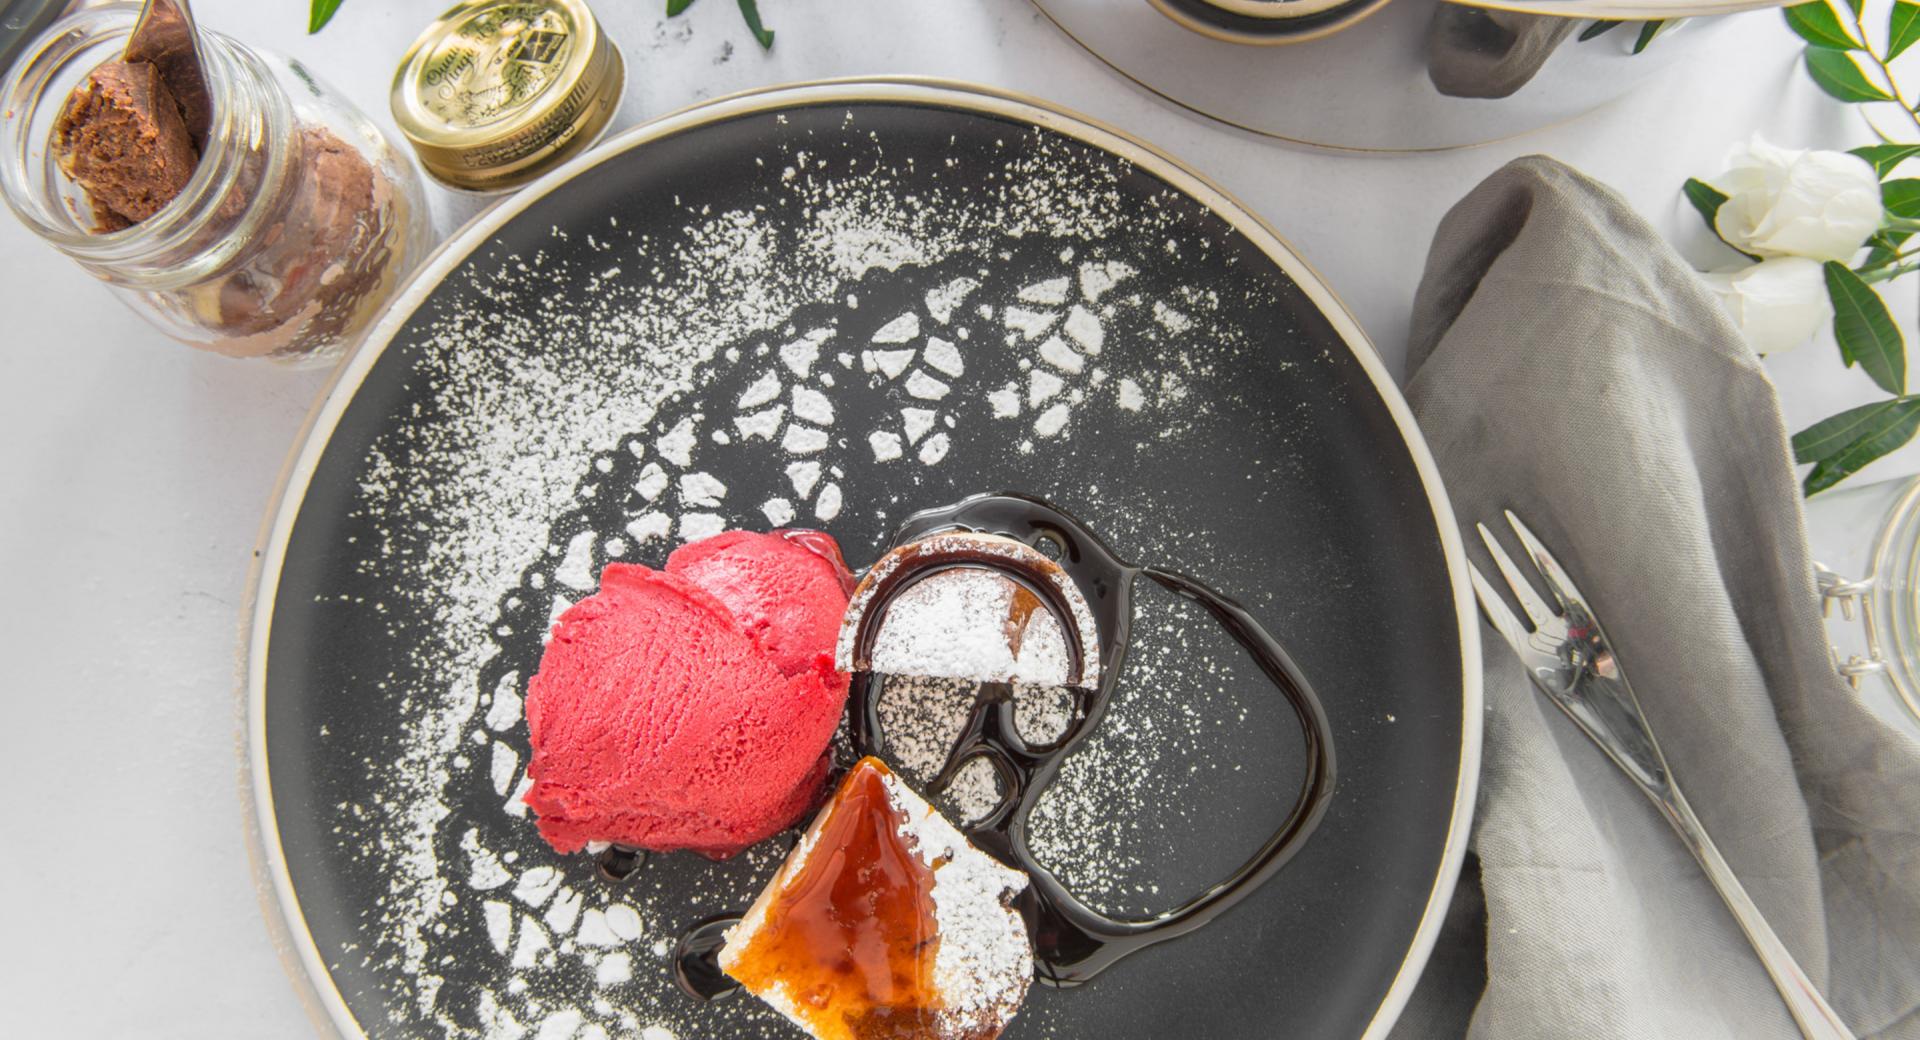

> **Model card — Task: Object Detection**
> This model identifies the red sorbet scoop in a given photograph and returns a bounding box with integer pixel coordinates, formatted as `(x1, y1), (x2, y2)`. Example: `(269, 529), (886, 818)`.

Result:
(523, 530), (853, 859)
(666, 530), (855, 678)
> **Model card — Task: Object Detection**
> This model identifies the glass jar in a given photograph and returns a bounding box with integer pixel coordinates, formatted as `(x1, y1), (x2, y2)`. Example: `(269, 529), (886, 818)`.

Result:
(0, 4), (430, 362)
(1818, 476), (1920, 732)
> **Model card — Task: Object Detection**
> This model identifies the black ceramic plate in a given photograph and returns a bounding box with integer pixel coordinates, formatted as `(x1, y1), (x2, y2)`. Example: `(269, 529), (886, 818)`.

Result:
(246, 79), (1478, 1040)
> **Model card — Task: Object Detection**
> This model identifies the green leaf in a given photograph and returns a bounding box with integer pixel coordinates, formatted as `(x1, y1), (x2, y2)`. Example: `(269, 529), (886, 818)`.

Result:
(1632, 20), (1666, 53)
(1579, 20), (1621, 41)
(1683, 178), (1727, 229)
(1891, 1), (1920, 59)
(1681, 178), (1763, 260)
(667, 0), (773, 48)
(309, 0), (345, 33)
(1806, 47), (1895, 102)
(1852, 143), (1920, 177)
(1794, 398), (1920, 494)
(1794, 397), (1920, 463)
(1828, 261), (1907, 394)
(1785, 2), (1862, 48)
(737, 0), (774, 47)
(1885, 178), (1920, 220)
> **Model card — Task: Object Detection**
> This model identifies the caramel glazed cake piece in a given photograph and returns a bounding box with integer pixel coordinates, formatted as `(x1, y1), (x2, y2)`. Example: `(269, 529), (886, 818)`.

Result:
(719, 758), (1033, 1040)
(835, 530), (1102, 688)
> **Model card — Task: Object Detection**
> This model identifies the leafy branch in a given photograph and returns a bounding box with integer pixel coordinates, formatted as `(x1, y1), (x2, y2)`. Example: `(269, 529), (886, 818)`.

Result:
(1578, 19), (1671, 53)
(1683, 2), (1920, 495)
(1793, 395), (1920, 493)
(1790, 0), (1920, 139)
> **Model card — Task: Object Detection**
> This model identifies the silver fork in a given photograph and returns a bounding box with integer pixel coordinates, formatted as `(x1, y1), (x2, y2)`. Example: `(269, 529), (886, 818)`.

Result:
(1470, 511), (1854, 1040)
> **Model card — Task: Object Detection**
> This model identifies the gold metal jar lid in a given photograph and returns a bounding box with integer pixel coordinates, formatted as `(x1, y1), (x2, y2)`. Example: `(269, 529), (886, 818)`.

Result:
(391, 0), (624, 192)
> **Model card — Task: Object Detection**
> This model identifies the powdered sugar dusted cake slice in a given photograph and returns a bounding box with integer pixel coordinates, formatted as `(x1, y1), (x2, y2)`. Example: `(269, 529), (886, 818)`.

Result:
(835, 531), (1100, 687)
(719, 756), (1032, 1040)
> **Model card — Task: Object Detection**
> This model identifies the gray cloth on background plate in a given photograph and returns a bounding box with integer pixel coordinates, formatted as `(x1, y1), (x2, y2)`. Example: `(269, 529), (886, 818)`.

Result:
(1425, 7), (1577, 100)
(1387, 157), (1920, 1040)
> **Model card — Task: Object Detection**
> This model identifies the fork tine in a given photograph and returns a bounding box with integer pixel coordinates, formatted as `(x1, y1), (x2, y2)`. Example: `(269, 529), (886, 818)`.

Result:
(1468, 561), (1532, 654)
(1505, 511), (1581, 610)
(1476, 521), (1557, 628)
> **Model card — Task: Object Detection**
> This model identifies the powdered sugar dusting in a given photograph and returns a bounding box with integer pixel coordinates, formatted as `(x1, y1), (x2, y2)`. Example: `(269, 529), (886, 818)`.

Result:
(869, 430), (905, 462)
(759, 497), (795, 527)
(875, 675), (1067, 825)
(836, 533), (1101, 690)
(901, 407), (938, 444)
(868, 568), (1073, 685)
(882, 771), (1031, 1033)
(905, 370), (952, 401)
(303, 101), (1299, 1039)
(923, 337), (965, 378)
(814, 482), (843, 521)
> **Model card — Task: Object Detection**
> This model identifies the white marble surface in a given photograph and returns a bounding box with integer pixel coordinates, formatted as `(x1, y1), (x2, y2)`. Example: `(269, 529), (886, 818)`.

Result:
(0, 0), (1908, 1035)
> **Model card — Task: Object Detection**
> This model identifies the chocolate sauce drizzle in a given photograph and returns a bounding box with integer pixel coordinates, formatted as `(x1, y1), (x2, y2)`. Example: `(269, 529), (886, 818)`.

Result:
(673, 915), (745, 1003)
(672, 492), (1336, 999)
(594, 845), (648, 883)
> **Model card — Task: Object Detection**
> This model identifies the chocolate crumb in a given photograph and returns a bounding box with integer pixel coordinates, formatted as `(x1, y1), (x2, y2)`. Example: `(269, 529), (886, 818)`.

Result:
(88, 196), (134, 233)
(53, 59), (198, 228)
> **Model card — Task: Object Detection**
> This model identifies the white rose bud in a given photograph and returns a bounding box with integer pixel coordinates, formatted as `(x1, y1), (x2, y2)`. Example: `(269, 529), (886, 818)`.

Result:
(1700, 256), (1833, 355)
(1707, 134), (1883, 263)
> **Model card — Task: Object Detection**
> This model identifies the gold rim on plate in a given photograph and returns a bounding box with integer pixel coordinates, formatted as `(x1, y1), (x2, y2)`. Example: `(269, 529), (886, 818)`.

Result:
(240, 75), (1484, 1040)
(1180, 0), (1374, 18)
(1447, 0), (1786, 16)
(1145, 0), (1395, 45)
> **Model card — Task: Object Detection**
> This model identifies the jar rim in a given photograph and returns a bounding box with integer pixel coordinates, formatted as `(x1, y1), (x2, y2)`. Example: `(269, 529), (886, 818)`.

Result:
(0, 3), (286, 267)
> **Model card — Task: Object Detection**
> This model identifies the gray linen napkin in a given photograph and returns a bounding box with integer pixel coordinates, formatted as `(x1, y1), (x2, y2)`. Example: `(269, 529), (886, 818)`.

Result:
(1387, 157), (1920, 1040)
(1425, 7), (1577, 100)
